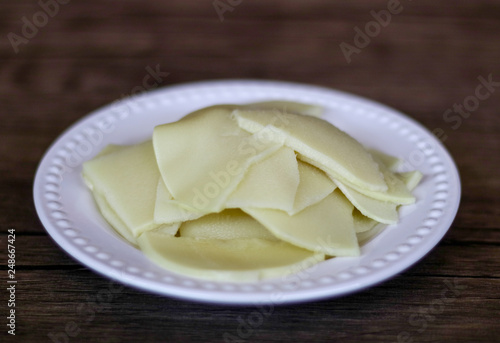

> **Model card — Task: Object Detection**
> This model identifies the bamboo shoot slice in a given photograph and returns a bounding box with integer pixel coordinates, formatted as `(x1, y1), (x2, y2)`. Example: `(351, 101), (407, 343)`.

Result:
(243, 190), (359, 256)
(368, 149), (402, 171)
(397, 170), (424, 191)
(91, 191), (137, 244)
(226, 147), (299, 212)
(356, 225), (385, 246)
(333, 179), (398, 225)
(245, 101), (323, 117)
(180, 209), (278, 241)
(332, 157), (415, 205)
(291, 161), (336, 215)
(137, 233), (325, 282)
(82, 141), (160, 237)
(233, 109), (387, 192)
(353, 209), (379, 233)
(154, 177), (204, 225)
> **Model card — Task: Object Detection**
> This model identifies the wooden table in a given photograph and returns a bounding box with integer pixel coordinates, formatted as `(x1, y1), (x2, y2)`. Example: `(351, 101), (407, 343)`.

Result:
(1, 1), (499, 342)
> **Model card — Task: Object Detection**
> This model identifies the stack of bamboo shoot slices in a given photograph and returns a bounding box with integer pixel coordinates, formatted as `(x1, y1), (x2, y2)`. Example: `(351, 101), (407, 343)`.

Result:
(82, 102), (422, 282)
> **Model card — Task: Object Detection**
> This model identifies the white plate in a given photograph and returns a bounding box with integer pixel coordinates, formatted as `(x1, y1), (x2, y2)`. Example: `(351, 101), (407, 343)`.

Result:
(34, 80), (460, 305)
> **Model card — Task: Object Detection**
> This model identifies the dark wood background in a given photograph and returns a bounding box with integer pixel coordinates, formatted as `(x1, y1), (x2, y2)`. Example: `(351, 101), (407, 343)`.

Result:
(1, 0), (499, 342)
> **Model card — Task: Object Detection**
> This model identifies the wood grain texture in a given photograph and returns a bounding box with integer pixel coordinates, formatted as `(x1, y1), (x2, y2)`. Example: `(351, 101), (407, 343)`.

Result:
(0, 0), (499, 342)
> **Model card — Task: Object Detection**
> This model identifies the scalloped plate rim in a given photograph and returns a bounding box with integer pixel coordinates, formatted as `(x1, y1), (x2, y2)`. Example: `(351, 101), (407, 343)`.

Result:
(33, 79), (461, 305)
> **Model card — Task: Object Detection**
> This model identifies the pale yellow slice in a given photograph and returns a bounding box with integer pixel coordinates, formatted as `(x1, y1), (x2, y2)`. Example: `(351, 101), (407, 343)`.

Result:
(82, 141), (160, 237)
(153, 107), (282, 213)
(226, 147), (299, 212)
(137, 232), (325, 282)
(95, 144), (126, 158)
(154, 177), (204, 225)
(233, 109), (387, 192)
(353, 209), (379, 233)
(91, 191), (137, 245)
(94, 190), (180, 240)
(291, 161), (336, 215)
(356, 225), (385, 246)
(245, 101), (323, 117)
(397, 170), (424, 191)
(333, 156), (415, 205)
(333, 179), (398, 225)
(243, 190), (359, 256)
(368, 149), (402, 171)
(353, 169), (424, 240)
(341, 170), (423, 228)
(93, 188), (179, 241)
(180, 209), (278, 241)
(155, 222), (182, 236)
(372, 156), (415, 204)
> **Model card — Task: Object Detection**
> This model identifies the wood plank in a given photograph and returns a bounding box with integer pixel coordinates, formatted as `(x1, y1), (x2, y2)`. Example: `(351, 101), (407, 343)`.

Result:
(1, 8), (500, 60)
(2, 57), (500, 99)
(10, 269), (500, 342)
